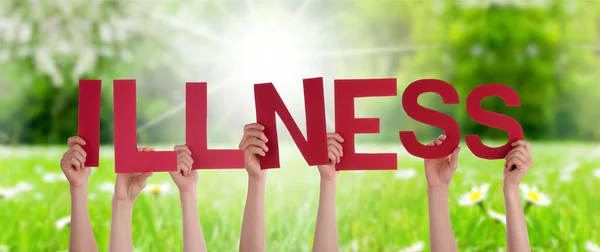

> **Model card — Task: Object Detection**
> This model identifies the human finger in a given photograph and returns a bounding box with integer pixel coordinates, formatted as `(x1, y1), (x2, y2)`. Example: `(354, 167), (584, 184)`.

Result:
(68, 136), (86, 147)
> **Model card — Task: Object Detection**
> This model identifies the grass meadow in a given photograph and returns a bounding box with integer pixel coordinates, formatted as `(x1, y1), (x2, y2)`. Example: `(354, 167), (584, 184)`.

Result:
(0, 143), (599, 251)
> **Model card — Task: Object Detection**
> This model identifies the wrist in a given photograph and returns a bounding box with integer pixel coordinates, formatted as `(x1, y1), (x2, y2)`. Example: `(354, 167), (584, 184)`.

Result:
(320, 179), (336, 193)
(112, 186), (135, 206)
(503, 184), (520, 194)
(427, 184), (450, 191)
(70, 183), (88, 193)
(179, 190), (197, 202)
(320, 176), (337, 184)
(249, 174), (266, 183)
(112, 196), (135, 209)
(69, 181), (89, 190)
(177, 184), (197, 193)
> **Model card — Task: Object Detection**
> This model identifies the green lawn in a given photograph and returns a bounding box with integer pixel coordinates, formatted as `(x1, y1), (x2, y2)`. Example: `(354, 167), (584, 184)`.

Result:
(0, 143), (599, 251)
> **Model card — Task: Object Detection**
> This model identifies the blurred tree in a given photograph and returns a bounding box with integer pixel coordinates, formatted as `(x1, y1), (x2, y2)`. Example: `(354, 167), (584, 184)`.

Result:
(346, 0), (600, 141)
(0, 0), (180, 144)
(443, 0), (600, 140)
(442, 1), (566, 139)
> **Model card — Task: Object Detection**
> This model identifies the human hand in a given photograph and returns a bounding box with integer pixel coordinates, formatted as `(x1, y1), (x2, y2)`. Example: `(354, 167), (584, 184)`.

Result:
(169, 145), (198, 193)
(60, 136), (91, 188)
(423, 134), (462, 188)
(317, 133), (344, 181)
(239, 123), (269, 180)
(503, 140), (533, 187)
(113, 147), (154, 202)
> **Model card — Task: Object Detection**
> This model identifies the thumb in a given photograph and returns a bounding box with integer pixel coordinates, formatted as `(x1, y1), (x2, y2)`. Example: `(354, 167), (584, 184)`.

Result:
(450, 146), (461, 169)
(141, 172), (153, 180)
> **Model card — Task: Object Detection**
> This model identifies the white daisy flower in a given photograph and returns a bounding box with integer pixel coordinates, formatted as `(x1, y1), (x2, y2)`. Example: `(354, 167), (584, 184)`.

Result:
(98, 181), (114, 193)
(459, 184), (490, 206)
(564, 161), (580, 172)
(586, 241), (600, 252)
(394, 169), (417, 179)
(593, 169), (600, 179)
(0, 181), (33, 199)
(55, 216), (71, 230)
(349, 239), (359, 252)
(520, 184), (551, 206)
(559, 173), (573, 182)
(560, 161), (580, 182)
(0, 188), (18, 199)
(143, 182), (172, 196)
(42, 173), (67, 183)
(15, 182), (33, 192)
(488, 210), (506, 225)
(399, 241), (425, 252)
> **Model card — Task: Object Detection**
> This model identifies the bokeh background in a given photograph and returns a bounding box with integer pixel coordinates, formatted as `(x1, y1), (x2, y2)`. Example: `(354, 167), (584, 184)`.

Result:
(1, 0), (600, 251)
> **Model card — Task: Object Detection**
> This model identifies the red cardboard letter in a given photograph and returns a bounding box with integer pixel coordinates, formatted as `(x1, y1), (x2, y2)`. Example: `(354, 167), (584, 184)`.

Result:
(399, 79), (460, 159)
(254, 77), (328, 169)
(465, 84), (524, 159)
(113, 79), (177, 173)
(186, 82), (245, 169)
(334, 79), (398, 170)
(78, 79), (101, 167)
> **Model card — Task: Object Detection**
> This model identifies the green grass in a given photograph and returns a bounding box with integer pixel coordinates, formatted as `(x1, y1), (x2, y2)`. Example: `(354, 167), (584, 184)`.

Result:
(0, 143), (599, 251)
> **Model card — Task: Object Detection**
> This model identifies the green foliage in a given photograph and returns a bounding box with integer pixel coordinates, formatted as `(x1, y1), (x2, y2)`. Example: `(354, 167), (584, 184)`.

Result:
(443, 2), (566, 139)
(346, 1), (600, 141)
(2, 1), (600, 143)
(0, 1), (177, 144)
(443, 1), (600, 140)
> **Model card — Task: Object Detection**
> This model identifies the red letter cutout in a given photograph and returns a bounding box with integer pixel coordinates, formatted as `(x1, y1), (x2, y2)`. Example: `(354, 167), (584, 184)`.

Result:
(399, 79), (461, 159)
(334, 79), (398, 170)
(465, 84), (523, 159)
(78, 79), (101, 167)
(254, 77), (328, 169)
(113, 79), (177, 173)
(186, 82), (245, 169)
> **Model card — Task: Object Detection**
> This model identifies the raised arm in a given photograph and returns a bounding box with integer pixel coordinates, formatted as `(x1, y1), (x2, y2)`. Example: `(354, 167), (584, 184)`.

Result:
(60, 136), (98, 252)
(312, 133), (344, 252)
(423, 135), (461, 252)
(238, 123), (269, 252)
(108, 147), (154, 252)
(169, 145), (207, 252)
(503, 140), (533, 252)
